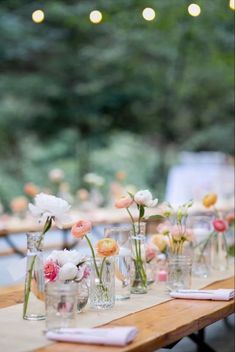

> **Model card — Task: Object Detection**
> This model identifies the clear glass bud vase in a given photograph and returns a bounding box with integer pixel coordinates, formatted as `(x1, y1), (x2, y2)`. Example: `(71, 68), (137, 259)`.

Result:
(89, 257), (115, 310)
(210, 232), (228, 271)
(23, 232), (45, 320)
(130, 223), (147, 294)
(167, 255), (192, 291)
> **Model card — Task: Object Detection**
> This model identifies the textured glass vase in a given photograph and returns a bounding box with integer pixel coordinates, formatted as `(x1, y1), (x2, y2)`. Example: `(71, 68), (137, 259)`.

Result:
(23, 232), (45, 320)
(130, 223), (147, 294)
(77, 280), (89, 312)
(210, 232), (228, 271)
(89, 257), (115, 310)
(167, 255), (192, 291)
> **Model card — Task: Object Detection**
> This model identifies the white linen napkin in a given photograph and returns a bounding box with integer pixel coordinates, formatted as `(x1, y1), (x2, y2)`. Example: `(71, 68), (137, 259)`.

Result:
(46, 326), (138, 346)
(170, 289), (235, 301)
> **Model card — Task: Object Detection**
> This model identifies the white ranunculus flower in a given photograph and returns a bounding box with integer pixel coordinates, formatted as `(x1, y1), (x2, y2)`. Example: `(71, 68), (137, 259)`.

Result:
(59, 263), (78, 281)
(47, 249), (85, 266)
(134, 190), (158, 208)
(28, 193), (71, 228)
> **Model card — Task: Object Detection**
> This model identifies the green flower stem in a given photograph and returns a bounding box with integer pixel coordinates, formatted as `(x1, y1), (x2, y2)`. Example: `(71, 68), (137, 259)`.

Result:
(84, 234), (107, 293)
(126, 207), (147, 288)
(23, 217), (52, 318)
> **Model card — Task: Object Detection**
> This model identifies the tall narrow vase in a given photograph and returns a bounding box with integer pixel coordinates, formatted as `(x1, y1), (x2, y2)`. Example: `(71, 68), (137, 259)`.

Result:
(89, 257), (115, 310)
(23, 232), (45, 320)
(130, 223), (147, 294)
(211, 232), (228, 271)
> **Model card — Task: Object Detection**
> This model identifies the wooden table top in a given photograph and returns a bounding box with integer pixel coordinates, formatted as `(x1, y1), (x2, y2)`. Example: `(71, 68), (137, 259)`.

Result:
(0, 277), (234, 352)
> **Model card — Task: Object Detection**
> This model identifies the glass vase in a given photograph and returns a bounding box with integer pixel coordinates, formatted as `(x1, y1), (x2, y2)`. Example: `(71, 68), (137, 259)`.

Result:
(167, 255), (192, 291)
(45, 281), (78, 331)
(130, 223), (147, 294)
(210, 232), (228, 271)
(89, 257), (115, 310)
(77, 280), (89, 312)
(23, 232), (45, 320)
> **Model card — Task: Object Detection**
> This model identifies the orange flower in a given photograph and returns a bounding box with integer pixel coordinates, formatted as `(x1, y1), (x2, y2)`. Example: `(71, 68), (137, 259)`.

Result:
(115, 196), (133, 209)
(151, 234), (167, 252)
(96, 238), (119, 257)
(24, 183), (39, 197)
(202, 193), (217, 208)
(71, 220), (92, 239)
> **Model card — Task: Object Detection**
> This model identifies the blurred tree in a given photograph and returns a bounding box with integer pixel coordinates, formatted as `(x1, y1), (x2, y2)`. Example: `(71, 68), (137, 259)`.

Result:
(0, 0), (234, 206)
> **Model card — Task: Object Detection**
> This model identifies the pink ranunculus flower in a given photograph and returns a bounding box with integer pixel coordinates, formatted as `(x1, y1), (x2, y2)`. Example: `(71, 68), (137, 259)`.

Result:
(170, 226), (182, 241)
(71, 220), (92, 239)
(44, 260), (60, 282)
(213, 219), (228, 233)
(157, 222), (171, 235)
(115, 196), (133, 209)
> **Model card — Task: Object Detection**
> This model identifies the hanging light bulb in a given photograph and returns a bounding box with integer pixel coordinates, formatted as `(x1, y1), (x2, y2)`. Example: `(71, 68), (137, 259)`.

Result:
(89, 10), (103, 24)
(32, 10), (45, 23)
(142, 8), (156, 21)
(229, 0), (235, 10)
(188, 4), (201, 17)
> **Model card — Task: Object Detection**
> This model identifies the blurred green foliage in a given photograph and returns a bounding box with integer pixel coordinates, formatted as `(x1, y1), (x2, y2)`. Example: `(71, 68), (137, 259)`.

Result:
(0, 0), (234, 207)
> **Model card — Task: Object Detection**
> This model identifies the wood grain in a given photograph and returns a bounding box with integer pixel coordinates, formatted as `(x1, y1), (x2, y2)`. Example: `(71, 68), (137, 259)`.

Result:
(0, 277), (234, 352)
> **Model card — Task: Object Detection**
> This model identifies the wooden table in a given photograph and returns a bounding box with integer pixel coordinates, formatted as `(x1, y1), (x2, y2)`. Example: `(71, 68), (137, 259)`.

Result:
(0, 277), (234, 352)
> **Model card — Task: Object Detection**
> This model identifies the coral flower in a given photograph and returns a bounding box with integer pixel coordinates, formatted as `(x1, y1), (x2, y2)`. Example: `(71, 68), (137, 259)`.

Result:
(115, 196), (133, 209)
(225, 212), (235, 225)
(202, 193), (217, 208)
(10, 196), (28, 213)
(213, 219), (228, 232)
(96, 238), (119, 257)
(71, 220), (92, 239)
(24, 183), (39, 197)
(44, 260), (60, 282)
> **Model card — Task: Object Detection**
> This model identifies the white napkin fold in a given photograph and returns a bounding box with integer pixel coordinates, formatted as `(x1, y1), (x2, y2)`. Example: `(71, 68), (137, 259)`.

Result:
(46, 326), (138, 346)
(170, 289), (235, 301)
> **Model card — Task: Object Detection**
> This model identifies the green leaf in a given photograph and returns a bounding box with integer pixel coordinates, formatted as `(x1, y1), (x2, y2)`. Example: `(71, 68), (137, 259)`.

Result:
(139, 205), (145, 218)
(147, 214), (165, 221)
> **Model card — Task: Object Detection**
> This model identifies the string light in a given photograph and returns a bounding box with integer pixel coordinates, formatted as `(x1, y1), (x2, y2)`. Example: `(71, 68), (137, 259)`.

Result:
(188, 3), (201, 17)
(142, 8), (156, 21)
(229, 0), (235, 10)
(32, 9), (45, 23)
(89, 10), (103, 24)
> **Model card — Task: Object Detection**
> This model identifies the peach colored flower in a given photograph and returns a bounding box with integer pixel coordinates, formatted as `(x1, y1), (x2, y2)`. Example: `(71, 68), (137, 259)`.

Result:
(115, 170), (127, 181)
(44, 260), (60, 282)
(71, 220), (92, 239)
(202, 193), (217, 208)
(24, 183), (39, 197)
(145, 244), (156, 263)
(115, 196), (133, 209)
(10, 196), (28, 213)
(96, 238), (119, 257)
(151, 234), (167, 252)
(225, 212), (235, 225)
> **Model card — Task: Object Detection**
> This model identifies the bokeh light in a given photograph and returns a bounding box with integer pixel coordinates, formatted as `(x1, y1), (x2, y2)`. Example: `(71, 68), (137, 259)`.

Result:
(188, 4), (201, 17)
(32, 10), (45, 24)
(89, 10), (103, 24)
(229, 0), (235, 10)
(142, 8), (156, 21)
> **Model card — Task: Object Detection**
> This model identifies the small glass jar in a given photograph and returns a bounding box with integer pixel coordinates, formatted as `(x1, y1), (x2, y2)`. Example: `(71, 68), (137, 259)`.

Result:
(89, 257), (115, 310)
(45, 282), (78, 331)
(167, 255), (192, 291)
